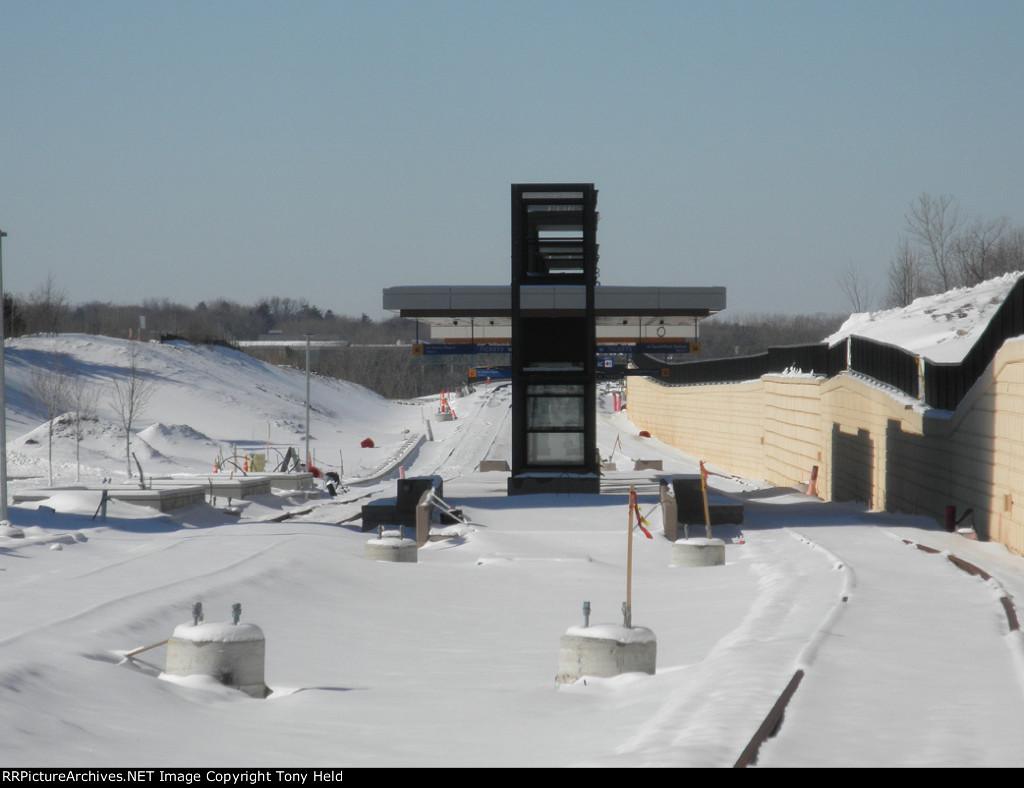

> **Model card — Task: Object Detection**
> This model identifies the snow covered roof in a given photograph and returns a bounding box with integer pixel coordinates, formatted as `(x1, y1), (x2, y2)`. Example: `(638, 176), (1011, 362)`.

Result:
(825, 272), (1023, 364)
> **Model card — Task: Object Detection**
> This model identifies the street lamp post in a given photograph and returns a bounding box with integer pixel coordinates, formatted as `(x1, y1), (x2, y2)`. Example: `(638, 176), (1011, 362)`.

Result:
(305, 334), (311, 469)
(0, 229), (9, 523)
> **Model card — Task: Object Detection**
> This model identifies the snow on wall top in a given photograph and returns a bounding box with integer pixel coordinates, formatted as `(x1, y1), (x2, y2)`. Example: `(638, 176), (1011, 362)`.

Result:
(171, 621), (265, 642)
(825, 272), (1023, 364)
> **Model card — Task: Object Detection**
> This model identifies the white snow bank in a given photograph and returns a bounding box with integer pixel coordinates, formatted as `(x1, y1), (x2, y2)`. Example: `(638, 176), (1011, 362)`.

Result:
(826, 272), (1022, 363)
(675, 537), (725, 546)
(171, 622), (265, 642)
(565, 624), (657, 643)
(366, 536), (416, 546)
(138, 423), (215, 446)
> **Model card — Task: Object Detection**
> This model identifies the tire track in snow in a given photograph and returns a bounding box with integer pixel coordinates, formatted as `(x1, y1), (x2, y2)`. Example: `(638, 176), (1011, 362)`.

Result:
(734, 528), (856, 766)
(0, 534), (298, 650)
(753, 524), (1024, 767)
(885, 532), (1024, 710)
(608, 527), (845, 767)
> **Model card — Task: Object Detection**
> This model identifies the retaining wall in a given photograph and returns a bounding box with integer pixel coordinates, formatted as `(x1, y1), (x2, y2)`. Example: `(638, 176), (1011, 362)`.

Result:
(627, 338), (1024, 556)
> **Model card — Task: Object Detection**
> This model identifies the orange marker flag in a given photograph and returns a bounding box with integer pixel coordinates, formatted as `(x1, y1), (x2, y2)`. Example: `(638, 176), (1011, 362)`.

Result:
(630, 489), (653, 539)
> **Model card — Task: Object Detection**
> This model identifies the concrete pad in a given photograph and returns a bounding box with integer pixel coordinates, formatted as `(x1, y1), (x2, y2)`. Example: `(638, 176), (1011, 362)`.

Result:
(672, 538), (726, 567)
(556, 624), (657, 683)
(365, 537), (418, 563)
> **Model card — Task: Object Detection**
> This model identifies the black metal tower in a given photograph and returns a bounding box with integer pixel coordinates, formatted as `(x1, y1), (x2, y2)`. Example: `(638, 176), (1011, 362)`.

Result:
(508, 184), (600, 495)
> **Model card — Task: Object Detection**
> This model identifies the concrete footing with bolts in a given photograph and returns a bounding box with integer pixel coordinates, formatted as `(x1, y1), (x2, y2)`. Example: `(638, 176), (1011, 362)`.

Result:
(556, 624), (657, 684)
(671, 537), (726, 567)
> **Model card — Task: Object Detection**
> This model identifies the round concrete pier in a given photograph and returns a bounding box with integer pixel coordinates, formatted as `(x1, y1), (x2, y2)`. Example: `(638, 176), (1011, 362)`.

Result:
(365, 536), (418, 562)
(556, 624), (656, 684)
(164, 622), (268, 698)
(671, 537), (726, 567)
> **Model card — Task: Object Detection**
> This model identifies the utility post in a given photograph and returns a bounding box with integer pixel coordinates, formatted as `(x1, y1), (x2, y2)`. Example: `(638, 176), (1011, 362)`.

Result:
(304, 334), (311, 468)
(0, 229), (8, 523)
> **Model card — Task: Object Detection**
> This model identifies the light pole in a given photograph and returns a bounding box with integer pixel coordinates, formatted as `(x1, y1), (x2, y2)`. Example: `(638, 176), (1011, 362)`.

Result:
(0, 229), (9, 523)
(304, 334), (311, 469)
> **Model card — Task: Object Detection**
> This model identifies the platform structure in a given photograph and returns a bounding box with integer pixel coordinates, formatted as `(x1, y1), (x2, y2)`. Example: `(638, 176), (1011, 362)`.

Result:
(383, 183), (726, 496)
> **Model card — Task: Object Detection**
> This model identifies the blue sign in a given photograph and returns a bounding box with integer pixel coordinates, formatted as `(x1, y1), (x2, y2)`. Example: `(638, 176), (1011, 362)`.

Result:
(599, 343), (697, 355)
(414, 342), (697, 356)
(415, 344), (512, 356)
(469, 367), (511, 380)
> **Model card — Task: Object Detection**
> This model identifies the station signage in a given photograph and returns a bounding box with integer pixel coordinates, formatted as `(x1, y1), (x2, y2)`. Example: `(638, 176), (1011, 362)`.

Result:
(414, 342), (699, 356)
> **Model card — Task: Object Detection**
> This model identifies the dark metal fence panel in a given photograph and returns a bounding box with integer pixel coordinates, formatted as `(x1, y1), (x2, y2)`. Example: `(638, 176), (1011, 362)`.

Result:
(849, 336), (920, 400)
(650, 351), (771, 385)
(827, 340), (848, 376)
(647, 342), (842, 387)
(765, 344), (830, 375)
(641, 276), (1024, 412)
(924, 362), (961, 410)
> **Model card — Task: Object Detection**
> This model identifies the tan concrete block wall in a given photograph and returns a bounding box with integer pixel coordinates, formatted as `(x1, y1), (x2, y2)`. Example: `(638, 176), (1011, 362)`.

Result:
(956, 340), (1024, 555)
(626, 339), (1024, 555)
(819, 376), (910, 510)
(626, 377), (766, 481)
(763, 376), (824, 489)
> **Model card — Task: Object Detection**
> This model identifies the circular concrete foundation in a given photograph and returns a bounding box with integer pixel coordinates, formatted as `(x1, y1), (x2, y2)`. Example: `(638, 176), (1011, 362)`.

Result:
(556, 624), (657, 684)
(671, 537), (726, 567)
(365, 537), (418, 562)
(164, 622), (268, 698)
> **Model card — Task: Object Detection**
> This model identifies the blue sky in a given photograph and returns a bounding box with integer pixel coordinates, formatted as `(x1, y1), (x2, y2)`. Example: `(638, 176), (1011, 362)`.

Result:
(2, 0), (1023, 319)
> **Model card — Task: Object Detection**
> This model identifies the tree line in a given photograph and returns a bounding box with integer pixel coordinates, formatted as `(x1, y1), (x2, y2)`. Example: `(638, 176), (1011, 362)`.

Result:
(693, 312), (846, 359)
(3, 282), (415, 346)
(840, 193), (1024, 311)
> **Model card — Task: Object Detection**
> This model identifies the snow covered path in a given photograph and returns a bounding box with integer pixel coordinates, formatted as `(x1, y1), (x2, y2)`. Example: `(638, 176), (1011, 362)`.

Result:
(752, 501), (1024, 767)
(587, 520), (845, 767)
(408, 383), (512, 480)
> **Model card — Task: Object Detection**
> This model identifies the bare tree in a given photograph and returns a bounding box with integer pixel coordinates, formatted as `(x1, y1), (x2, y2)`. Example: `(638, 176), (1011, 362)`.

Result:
(26, 273), (70, 336)
(885, 237), (924, 308)
(952, 216), (1008, 286)
(3, 293), (26, 337)
(109, 344), (155, 477)
(837, 262), (876, 313)
(69, 371), (99, 482)
(993, 227), (1024, 275)
(29, 353), (71, 486)
(905, 193), (962, 291)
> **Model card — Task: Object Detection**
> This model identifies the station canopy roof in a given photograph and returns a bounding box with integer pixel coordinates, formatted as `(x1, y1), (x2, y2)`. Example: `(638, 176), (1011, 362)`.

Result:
(383, 285), (726, 330)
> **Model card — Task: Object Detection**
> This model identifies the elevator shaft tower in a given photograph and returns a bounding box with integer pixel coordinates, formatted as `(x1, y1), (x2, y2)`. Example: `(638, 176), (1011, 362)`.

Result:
(508, 184), (600, 494)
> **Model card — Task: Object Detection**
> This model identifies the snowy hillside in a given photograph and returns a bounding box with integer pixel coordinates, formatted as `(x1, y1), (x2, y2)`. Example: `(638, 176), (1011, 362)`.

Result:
(2, 334), (1024, 767)
(825, 272), (1022, 363)
(3, 334), (417, 488)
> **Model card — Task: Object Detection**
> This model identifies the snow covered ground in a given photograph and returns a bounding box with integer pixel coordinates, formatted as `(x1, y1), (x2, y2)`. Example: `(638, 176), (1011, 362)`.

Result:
(2, 334), (1024, 767)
